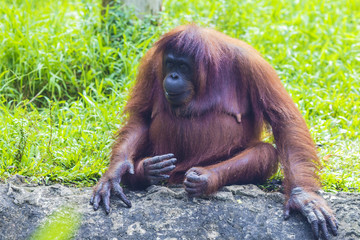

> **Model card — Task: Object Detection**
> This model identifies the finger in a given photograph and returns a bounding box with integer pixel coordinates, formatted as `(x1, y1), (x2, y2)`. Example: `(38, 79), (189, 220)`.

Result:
(186, 172), (203, 182)
(306, 211), (319, 240)
(97, 181), (110, 214)
(101, 189), (111, 214)
(148, 158), (177, 170)
(300, 205), (318, 238)
(149, 175), (170, 181)
(320, 206), (338, 236)
(98, 182), (110, 213)
(310, 220), (319, 240)
(112, 182), (132, 208)
(143, 156), (160, 166)
(314, 208), (328, 240)
(157, 153), (174, 160)
(145, 154), (175, 165)
(283, 200), (291, 220)
(334, 218), (340, 232)
(91, 182), (103, 206)
(185, 168), (200, 177)
(185, 187), (199, 194)
(186, 172), (199, 181)
(185, 187), (202, 196)
(128, 162), (135, 174)
(184, 180), (199, 188)
(149, 165), (176, 175)
(311, 222), (320, 240)
(149, 175), (170, 184)
(93, 194), (101, 210)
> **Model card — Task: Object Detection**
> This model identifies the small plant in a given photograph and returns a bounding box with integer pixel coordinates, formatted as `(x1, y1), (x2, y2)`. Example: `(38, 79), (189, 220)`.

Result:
(31, 206), (82, 240)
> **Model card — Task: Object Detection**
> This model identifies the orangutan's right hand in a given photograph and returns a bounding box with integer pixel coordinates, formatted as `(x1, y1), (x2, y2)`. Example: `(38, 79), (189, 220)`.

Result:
(90, 160), (134, 214)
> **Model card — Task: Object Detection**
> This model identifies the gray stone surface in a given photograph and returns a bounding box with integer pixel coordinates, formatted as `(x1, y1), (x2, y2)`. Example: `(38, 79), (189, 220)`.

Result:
(0, 175), (359, 240)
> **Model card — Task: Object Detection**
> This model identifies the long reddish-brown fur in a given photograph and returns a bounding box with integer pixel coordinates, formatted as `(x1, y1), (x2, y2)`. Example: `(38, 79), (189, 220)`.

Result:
(114, 24), (321, 198)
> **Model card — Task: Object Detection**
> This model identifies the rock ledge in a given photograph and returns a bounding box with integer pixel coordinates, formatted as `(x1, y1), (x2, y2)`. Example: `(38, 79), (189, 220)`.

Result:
(0, 176), (359, 240)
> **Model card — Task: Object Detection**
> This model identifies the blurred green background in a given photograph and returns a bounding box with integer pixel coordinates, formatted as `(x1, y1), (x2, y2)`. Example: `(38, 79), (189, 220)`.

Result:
(0, 0), (359, 192)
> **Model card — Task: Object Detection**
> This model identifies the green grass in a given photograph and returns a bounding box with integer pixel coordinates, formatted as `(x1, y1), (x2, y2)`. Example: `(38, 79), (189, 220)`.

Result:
(0, 0), (359, 192)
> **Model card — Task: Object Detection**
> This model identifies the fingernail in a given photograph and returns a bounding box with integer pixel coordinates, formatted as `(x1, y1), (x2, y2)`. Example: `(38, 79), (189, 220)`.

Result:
(123, 199), (132, 208)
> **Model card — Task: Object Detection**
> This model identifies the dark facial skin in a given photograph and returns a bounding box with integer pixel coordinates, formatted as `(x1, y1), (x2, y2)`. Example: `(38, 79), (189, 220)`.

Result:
(162, 51), (195, 106)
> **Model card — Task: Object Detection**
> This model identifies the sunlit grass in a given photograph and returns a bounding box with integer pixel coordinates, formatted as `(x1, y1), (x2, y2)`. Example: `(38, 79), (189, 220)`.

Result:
(0, 0), (359, 192)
